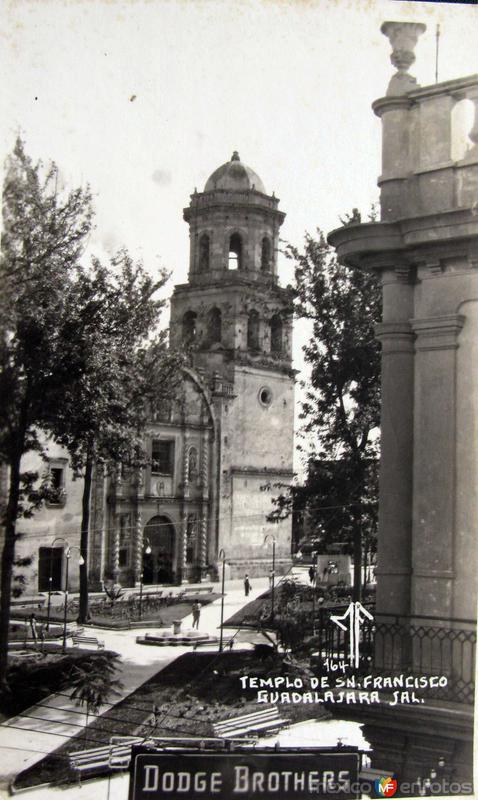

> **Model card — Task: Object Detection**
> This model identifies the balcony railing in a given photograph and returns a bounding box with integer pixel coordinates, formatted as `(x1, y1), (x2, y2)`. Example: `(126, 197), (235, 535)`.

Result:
(316, 608), (476, 705)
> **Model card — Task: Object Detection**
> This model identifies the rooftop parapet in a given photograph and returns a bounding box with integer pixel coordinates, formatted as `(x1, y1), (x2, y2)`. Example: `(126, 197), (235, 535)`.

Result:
(374, 21), (478, 221)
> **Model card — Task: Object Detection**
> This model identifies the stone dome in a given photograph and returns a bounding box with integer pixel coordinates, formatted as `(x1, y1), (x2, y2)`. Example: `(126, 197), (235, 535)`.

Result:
(204, 151), (266, 194)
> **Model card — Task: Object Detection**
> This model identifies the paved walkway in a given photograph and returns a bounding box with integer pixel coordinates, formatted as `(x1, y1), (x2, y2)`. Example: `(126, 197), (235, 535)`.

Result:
(0, 576), (272, 794)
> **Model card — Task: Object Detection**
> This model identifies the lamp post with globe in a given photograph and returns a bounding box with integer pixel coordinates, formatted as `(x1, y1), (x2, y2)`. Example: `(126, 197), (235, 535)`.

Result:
(50, 538), (85, 653)
(138, 537), (152, 620)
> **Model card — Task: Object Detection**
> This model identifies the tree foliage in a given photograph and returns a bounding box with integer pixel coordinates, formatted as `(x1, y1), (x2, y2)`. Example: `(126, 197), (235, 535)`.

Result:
(282, 224), (382, 564)
(50, 252), (183, 622)
(0, 138), (183, 688)
(65, 653), (123, 741)
(0, 139), (93, 690)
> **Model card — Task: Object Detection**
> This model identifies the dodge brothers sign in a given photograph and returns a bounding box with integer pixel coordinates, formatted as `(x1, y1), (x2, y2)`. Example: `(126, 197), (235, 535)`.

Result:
(129, 749), (360, 800)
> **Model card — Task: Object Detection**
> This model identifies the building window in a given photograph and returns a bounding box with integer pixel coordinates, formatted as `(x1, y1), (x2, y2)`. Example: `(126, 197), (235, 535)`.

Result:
(270, 314), (283, 353)
(261, 237), (271, 271)
(188, 447), (199, 483)
(182, 310), (197, 345)
(38, 547), (63, 592)
(198, 234), (210, 272)
(247, 309), (260, 351)
(119, 548), (129, 568)
(207, 307), (222, 345)
(151, 440), (175, 475)
(46, 461), (67, 507)
(228, 233), (242, 270)
(259, 386), (273, 407)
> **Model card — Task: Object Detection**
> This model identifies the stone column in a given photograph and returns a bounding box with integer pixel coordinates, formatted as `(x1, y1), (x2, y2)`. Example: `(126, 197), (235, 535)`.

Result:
(112, 520), (120, 582)
(183, 440), (190, 499)
(134, 510), (143, 587)
(411, 313), (465, 618)
(375, 268), (415, 616)
(178, 510), (188, 584)
(136, 466), (145, 500)
(201, 431), (210, 500)
(199, 508), (208, 577)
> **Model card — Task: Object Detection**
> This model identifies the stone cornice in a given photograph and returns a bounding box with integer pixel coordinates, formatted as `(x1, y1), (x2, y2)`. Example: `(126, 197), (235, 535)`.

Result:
(328, 209), (478, 273)
(372, 95), (413, 118)
(172, 276), (289, 297)
(411, 314), (465, 351)
(375, 322), (414, 354)
(231, 466), (294, 477)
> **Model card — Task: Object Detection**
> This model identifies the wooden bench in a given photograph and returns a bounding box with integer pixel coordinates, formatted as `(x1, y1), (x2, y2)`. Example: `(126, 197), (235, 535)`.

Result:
(68, 737), (143, 782)
(71, 634), (105, 650)
(193, 637), (233, 651)
(178, 586), (214, 599)
(213, 706), (288, 739)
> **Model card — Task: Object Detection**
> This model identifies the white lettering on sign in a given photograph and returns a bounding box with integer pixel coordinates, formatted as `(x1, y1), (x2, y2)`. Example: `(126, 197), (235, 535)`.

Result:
(141, 767), (223, 793)
(232, 766), (352, 794)
(143, 766), (158, 792)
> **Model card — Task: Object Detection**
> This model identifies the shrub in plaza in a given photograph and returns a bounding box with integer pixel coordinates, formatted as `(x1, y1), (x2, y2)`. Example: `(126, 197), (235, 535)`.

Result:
(0, 650), (119, 718)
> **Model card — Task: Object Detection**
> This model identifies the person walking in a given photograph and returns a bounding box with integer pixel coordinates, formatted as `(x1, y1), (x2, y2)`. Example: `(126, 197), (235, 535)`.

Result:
(268, 569), (275, 588)
(191, 600), (201, 629)
(308, 565), (316, 585)
(244, 574), (251, 597)
(29, 613), (38, 647)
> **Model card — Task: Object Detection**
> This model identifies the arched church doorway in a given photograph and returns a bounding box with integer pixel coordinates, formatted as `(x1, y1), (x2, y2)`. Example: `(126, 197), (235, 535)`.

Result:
(143, 515), (176, 584)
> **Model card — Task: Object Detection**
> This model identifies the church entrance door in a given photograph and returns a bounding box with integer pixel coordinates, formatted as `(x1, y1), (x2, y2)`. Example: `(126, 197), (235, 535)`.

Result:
(143, 515), (175, 584)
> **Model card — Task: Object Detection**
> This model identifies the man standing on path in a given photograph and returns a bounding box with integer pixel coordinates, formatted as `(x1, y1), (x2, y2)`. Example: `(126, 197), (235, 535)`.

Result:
(244, 574), (251, 597)
(191, 600), (201, 629)
(29, 613), (38, 646)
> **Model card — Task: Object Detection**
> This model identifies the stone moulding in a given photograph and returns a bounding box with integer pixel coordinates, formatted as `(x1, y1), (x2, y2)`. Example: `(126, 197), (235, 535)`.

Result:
(328, 210), (478, 271)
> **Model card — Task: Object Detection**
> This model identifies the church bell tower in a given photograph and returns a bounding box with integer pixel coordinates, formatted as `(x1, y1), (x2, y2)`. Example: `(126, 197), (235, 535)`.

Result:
(170, 152), (295, 576)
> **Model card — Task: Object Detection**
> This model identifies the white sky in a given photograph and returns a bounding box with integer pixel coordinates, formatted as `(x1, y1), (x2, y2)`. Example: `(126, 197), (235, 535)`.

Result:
(1, 0), (477, 474)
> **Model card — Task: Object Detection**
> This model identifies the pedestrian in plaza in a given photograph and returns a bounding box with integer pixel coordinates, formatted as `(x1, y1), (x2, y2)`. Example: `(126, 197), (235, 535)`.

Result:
(244, 574), (251, 597)
(308, 565), (316, 585)
(268, 569), (275, 588)
(191, 600), (201, 629)
(29, 613), (38, 646)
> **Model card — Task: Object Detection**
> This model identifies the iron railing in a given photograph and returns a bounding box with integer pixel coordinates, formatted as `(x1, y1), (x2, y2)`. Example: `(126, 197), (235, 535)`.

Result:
(315, 608), (476, 705)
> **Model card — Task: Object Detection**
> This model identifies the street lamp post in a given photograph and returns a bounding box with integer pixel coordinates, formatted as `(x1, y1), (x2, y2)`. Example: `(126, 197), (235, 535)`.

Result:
(50, 538), (84, 654)
(218, 549), (226, 652)
(138, 537), (152, 620)
(46, 572), (53, 633)
(49, 537), (68, 637)
(264, 534), (276, 621)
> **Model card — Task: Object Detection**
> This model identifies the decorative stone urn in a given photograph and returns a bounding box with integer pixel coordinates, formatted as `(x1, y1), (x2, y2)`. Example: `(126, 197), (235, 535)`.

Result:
(381, 21), (426, 96)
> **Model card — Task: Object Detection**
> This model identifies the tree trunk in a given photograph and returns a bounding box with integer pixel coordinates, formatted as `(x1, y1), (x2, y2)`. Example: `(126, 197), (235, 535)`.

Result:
(0, 446), (23, 691)
(78, 450), (93, 624)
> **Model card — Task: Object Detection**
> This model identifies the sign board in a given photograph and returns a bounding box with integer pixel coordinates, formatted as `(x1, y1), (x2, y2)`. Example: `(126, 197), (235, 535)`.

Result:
(129, 748), (360, 800)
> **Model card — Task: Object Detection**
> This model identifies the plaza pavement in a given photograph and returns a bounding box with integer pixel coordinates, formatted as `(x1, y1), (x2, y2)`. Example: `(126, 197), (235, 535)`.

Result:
(0, 567), (367, 800)
(0, 574), (274, 795)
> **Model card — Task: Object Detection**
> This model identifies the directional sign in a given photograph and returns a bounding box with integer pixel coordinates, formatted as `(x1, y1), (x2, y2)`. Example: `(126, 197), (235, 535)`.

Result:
(129, 748), (360, 800)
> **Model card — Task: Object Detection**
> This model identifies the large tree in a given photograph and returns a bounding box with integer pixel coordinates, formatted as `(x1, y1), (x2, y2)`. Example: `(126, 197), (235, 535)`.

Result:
(285, 222), (382, 597)
(53, 253), (182, 623)
(0, 139), (93, 690)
